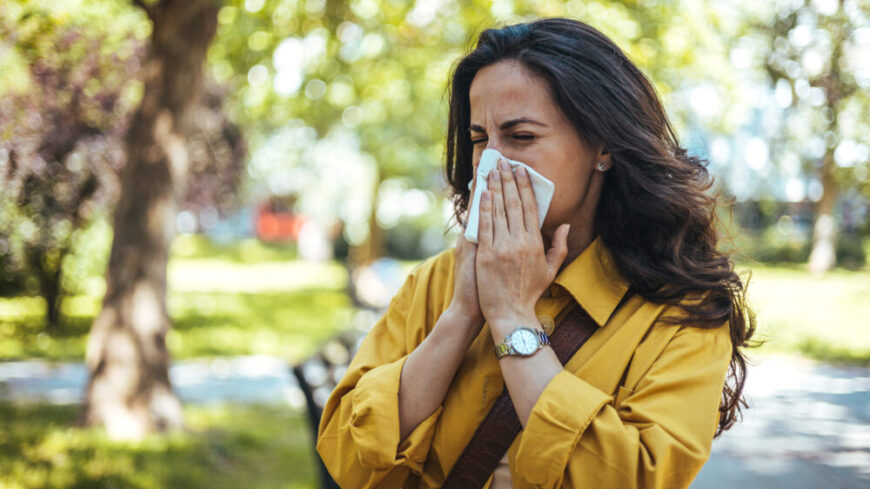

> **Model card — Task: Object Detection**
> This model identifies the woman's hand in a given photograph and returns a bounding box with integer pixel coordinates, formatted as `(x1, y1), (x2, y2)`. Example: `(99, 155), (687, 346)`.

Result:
(476, 158), (571, 330)
(448, 232), (485, 329)
(445, 179), (485, 338)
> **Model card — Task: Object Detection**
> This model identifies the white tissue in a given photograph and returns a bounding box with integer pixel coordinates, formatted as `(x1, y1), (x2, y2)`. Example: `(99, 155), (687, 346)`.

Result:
(464, 149), (555, 244)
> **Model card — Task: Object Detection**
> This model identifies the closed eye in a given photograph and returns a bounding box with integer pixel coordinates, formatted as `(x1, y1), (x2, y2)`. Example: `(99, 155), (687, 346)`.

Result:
(470, 134), (534, 145)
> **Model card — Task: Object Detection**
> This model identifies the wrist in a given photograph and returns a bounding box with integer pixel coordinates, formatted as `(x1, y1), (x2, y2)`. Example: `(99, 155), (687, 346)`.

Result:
(445, 301), (483, 323)
(487, 311), (540, 338)
(439, 306), (484, 343)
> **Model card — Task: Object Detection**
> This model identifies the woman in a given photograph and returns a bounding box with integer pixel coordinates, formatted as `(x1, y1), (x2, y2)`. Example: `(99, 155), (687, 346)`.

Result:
(317, 17), (755, 489)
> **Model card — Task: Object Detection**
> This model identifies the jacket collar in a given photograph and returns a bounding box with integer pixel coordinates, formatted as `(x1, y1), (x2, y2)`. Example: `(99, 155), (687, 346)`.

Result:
(553, 236), (630, 327)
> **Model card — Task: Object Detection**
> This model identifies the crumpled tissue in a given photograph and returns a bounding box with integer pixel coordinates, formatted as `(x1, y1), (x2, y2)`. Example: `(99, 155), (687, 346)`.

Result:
(464, 148), (554, 244)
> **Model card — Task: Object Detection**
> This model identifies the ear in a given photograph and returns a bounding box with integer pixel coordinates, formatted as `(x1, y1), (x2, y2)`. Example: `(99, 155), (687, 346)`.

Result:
(593, 145), (611, 172)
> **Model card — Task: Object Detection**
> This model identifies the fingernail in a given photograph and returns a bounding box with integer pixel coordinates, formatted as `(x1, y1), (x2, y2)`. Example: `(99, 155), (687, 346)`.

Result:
(482, 191), (490, 201)
(498, 159), (509, 171)
(491, 170), (499, 181)
(517, 166), (527, 178)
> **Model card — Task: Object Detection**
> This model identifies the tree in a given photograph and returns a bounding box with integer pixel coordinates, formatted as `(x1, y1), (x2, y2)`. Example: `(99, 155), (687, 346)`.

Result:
(0, 10), (144, 327)
(753, 0), (870, 272)
(83, 0), (223, 439)
(1, 0), (245, 334)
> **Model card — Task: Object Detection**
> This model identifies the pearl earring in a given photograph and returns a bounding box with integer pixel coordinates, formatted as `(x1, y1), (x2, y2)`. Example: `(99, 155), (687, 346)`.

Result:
(596, 160), (609, 171)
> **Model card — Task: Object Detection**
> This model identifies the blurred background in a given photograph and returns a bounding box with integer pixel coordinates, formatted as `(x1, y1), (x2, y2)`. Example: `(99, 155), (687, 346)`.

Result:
(0, 0), (868, 488)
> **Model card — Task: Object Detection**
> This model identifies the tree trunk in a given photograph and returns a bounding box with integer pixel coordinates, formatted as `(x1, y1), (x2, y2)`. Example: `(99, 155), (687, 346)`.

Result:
(39, 252), (63, 330)
(808, 147), (838, 274)
(807, 0), (847, 275)
(82, 0), (218, 439)
(30, 247), (64, 330)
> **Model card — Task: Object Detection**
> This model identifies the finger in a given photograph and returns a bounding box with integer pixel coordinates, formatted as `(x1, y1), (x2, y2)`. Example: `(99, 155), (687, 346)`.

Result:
(488, 168), (509, 241)
(546, 223), (571, 277)
(497, 159), (524, 234)
(478, 189), (494, 248)
(515, 166), (539, 232)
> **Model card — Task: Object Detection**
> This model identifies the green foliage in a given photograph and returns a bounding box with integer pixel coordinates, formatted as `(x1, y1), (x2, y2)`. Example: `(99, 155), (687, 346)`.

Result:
(0, 403), (318, 489)
(744, 227), (812, 265)
(723, 222), (867, 269)
(749, 0), (870, 192)
(382, 213), (454, 260)
(0, 4), (145, 307)
(208, 0), (739, 250)
(0, 0), (247, 313)
(835, 232), (868, 269)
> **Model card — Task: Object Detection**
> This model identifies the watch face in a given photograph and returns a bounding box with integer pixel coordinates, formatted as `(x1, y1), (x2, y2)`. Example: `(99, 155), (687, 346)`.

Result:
(511, 328), (538, 355)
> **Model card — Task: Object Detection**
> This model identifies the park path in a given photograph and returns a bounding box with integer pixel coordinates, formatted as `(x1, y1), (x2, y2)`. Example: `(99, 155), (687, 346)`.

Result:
(1, 354), (868, 488)
(692, 354), (870, 488)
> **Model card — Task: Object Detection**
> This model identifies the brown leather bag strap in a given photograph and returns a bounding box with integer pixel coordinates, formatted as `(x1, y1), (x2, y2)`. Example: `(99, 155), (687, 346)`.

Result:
(441, 303), (599, 489)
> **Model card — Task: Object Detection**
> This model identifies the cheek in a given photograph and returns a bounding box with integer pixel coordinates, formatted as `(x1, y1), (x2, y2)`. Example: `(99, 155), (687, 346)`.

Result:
(547, 164), (593, 212)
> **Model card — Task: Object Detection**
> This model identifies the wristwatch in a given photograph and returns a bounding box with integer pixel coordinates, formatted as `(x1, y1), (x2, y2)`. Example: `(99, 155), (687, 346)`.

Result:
(494, 326), (551, 359)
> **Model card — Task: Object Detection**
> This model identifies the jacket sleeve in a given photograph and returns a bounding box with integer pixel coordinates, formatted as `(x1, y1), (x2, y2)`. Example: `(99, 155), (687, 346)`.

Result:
(316, 261), (445, 489)
(512, 322), (733, 489)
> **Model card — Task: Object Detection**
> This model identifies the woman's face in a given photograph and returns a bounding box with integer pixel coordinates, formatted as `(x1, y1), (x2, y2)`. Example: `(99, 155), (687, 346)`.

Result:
(468, 60), (607, 240)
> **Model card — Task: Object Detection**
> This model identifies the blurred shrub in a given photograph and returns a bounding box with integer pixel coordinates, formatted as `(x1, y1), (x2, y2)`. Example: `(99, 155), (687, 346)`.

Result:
(836, 232), (867, 270)
(751, 225), (812, 264)
(0, 5), (246, 326)
(727, 224), (867, 269)
(723, 213), (811, 264)
(383, 216), (452, 261)
(332, 229), (350, 261)
(724, 199), (868, 269)
(0, 224), (33, 296)
(0, 10), (144, 325)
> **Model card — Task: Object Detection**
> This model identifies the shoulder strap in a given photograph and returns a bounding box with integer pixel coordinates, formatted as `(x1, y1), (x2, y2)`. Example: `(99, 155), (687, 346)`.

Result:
(441, 303), (599, 489)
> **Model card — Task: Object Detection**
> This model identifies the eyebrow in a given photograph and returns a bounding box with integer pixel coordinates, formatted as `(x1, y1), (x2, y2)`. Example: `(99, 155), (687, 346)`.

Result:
(468, 117), (548, 133)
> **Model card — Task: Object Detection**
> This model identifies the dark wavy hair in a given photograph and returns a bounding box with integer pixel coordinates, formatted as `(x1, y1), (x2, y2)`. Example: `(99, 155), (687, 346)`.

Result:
(444, 18), (756, 437)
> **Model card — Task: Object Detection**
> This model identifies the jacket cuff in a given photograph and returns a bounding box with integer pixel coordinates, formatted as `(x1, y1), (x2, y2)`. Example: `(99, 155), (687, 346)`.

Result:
(514, 370), (612, 486)
(350, 355), (443, 473)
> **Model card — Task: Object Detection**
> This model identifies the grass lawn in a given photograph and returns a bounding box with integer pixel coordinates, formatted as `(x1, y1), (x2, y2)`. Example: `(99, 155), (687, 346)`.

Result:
(0, 238), (354, 363)
(739, 263), (870, 365)
(0, 402), (319, 489)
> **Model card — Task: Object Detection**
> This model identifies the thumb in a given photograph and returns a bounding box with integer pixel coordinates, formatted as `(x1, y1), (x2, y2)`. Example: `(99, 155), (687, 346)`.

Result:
(545, 223), (570, 276)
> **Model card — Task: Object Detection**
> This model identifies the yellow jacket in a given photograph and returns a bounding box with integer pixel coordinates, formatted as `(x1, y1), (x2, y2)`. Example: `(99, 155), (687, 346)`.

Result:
(317, 237), (732, 489)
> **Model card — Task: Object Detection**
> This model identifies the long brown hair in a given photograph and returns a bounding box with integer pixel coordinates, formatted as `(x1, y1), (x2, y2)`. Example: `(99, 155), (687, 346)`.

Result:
(444, 18), (756, 437)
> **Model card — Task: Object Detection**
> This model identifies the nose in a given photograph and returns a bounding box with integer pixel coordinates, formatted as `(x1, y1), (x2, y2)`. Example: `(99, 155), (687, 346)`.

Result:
(484, 135), (504, 154)
(471, 137), (507, 170)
